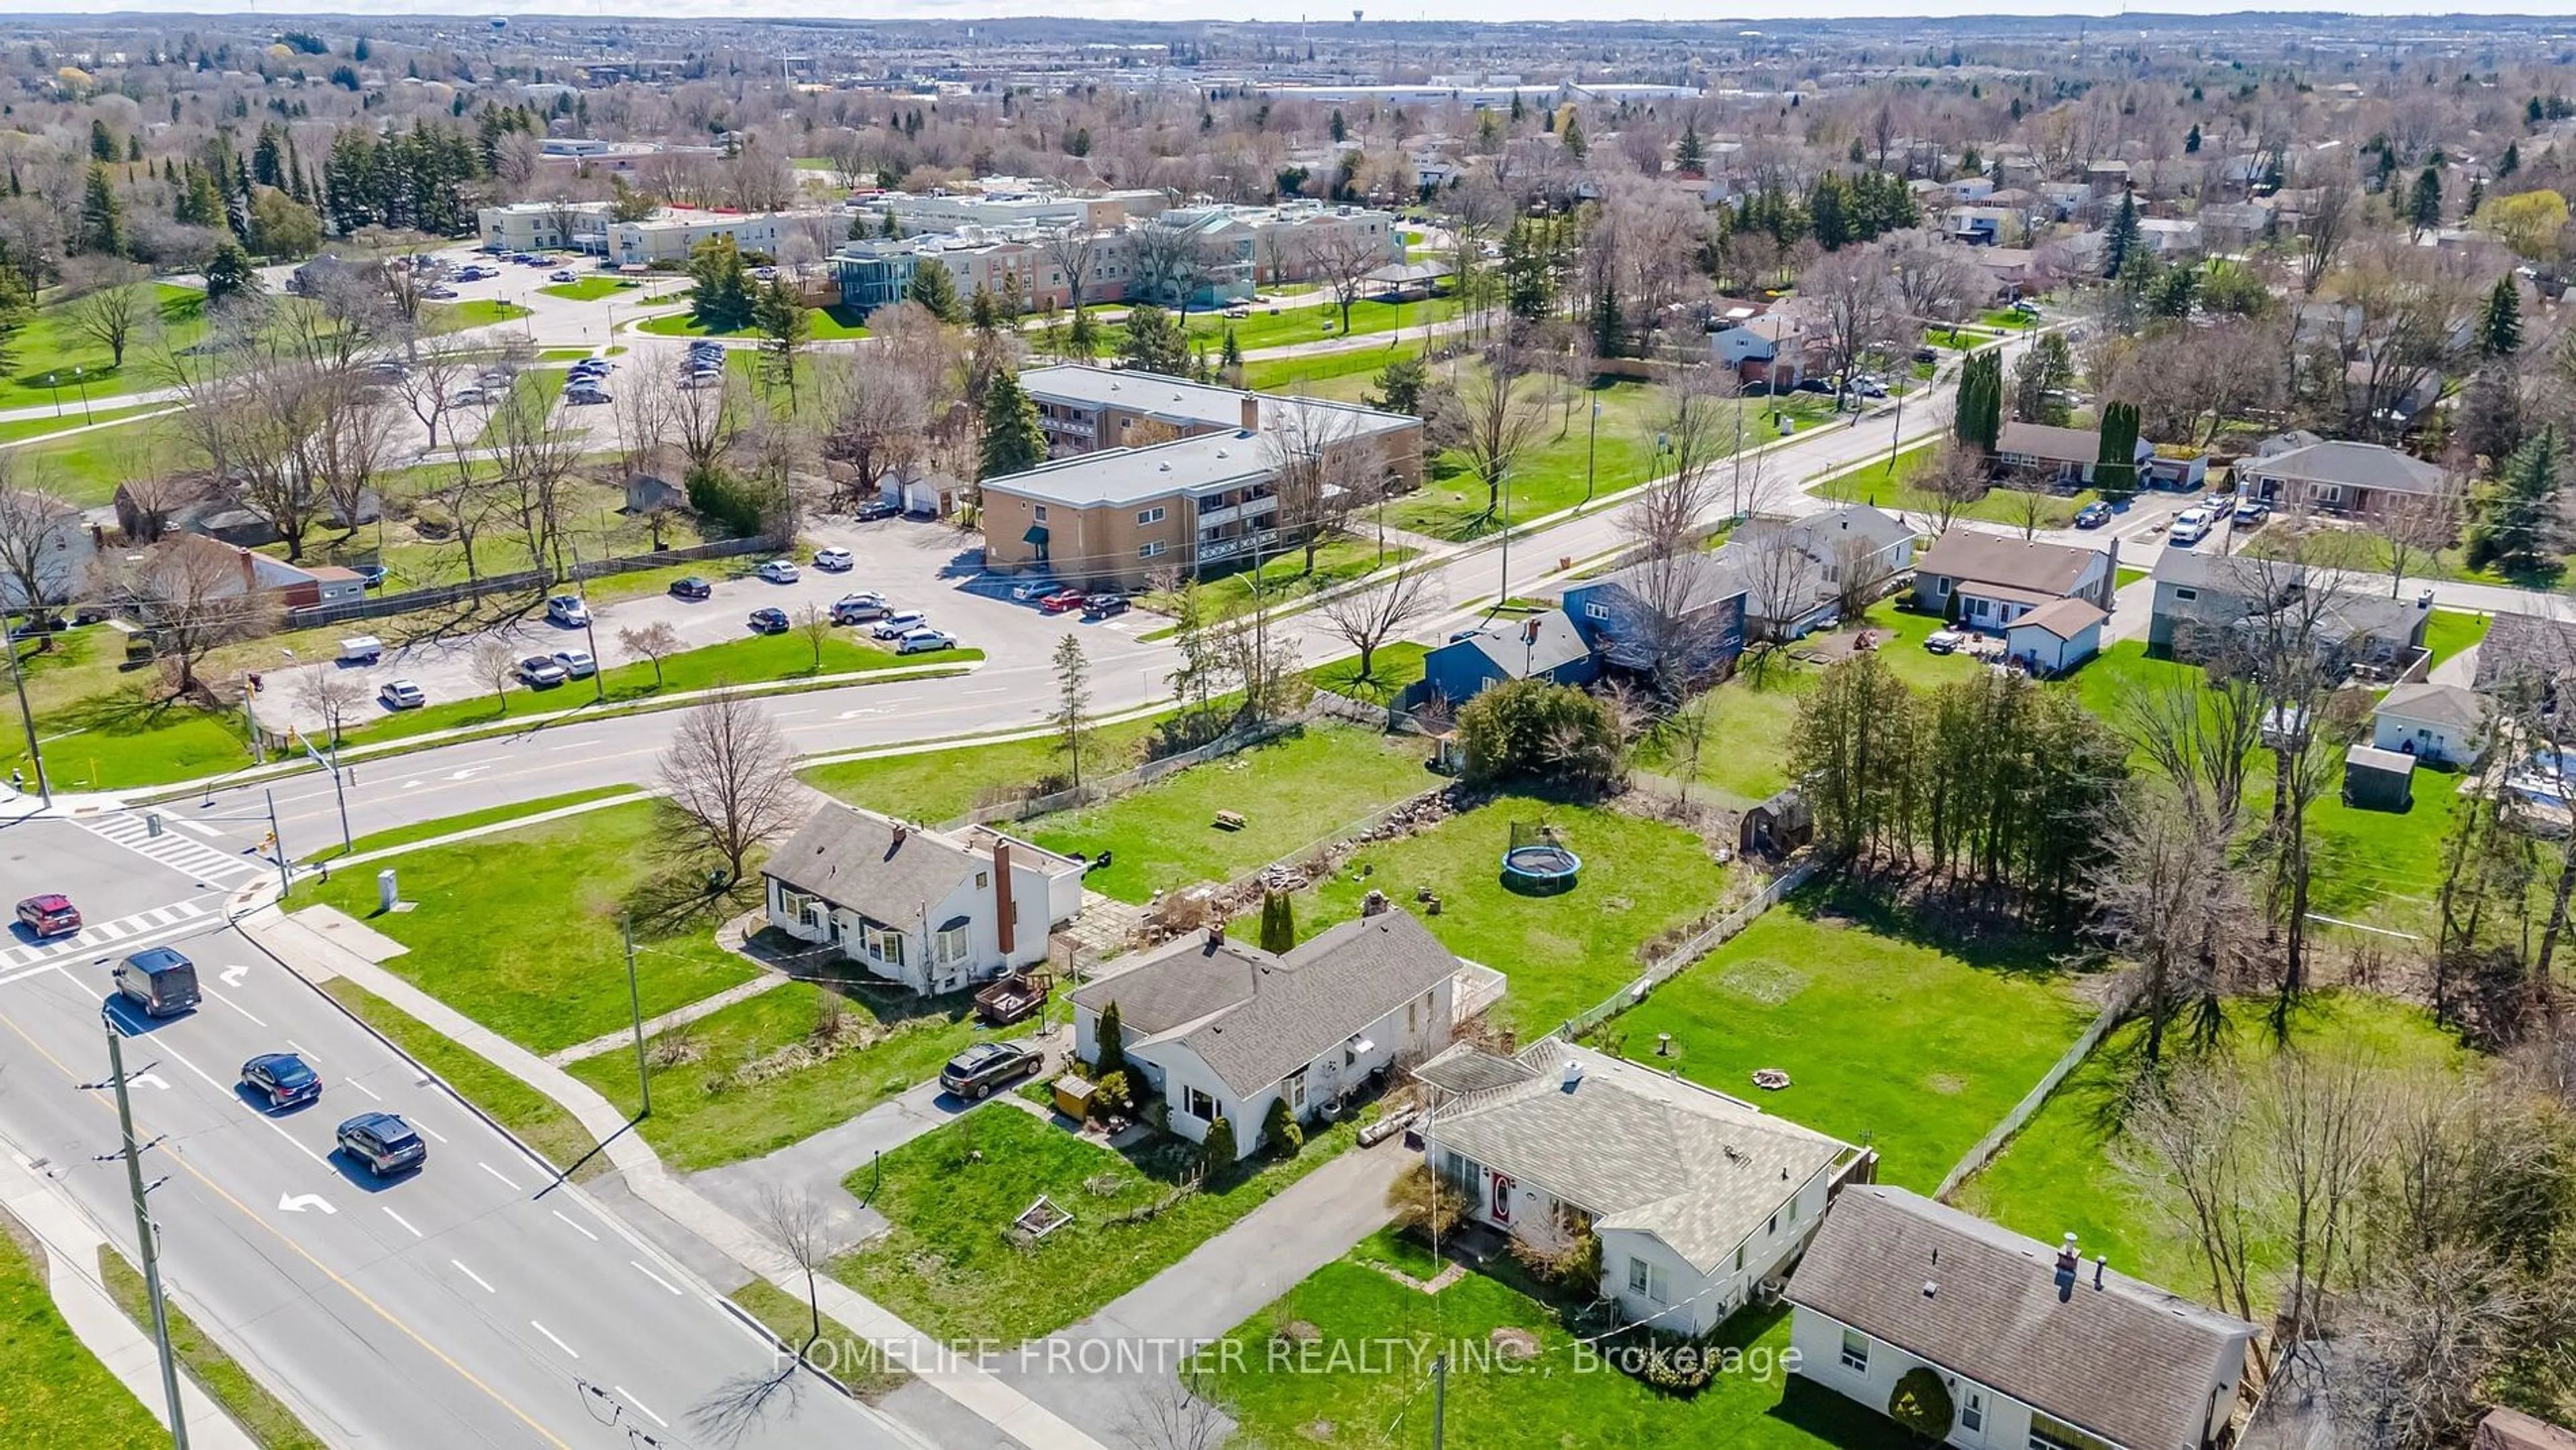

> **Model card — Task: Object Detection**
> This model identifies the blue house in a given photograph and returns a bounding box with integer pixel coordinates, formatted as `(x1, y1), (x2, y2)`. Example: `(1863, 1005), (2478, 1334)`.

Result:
(1560, 554), (1749, 680)
(1421, 610), (1598, 707)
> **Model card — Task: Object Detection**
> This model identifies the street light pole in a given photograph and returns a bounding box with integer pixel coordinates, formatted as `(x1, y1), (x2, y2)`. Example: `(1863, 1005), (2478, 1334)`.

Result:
(1583, 397), (1600, 506)
(74, 366), (93, 425)
(45, 371), (62, 419)
(5, 629), (50, 808)
(95, 1025), (191, 1450)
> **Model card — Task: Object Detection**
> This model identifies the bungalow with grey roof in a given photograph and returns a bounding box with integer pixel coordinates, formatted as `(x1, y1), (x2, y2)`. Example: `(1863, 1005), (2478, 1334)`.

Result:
(2372, 681), (2488, 766)
(1911, 529), (2116, 633)
(2236, 439), (2450, 521)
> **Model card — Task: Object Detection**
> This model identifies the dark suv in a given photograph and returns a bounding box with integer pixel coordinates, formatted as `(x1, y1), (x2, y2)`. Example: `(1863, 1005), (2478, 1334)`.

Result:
(336, 1112), (427, 1177)
(940, 1041), (1038, 1100)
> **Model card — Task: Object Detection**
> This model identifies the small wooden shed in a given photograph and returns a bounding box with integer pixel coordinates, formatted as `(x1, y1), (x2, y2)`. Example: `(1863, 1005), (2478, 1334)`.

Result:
(1739, 788), (1815, 858)
(2343, 743), (2417, 812)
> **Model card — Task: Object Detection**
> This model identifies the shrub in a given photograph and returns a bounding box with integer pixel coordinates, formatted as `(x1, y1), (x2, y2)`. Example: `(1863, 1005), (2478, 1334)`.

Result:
(1202, 1114), (1237, 1166)
(1257, 889), (1295, 954)
(1091, 1001), (1128, 1082)
(1090, 1070), (1133, 1119)
(1386, 1162), (1467, 1243)
(1453, 678), (1622, 788)
(1262, 1096), (1303, 1157)
(1888, 1365), (1955, 1441)
(1603, 1325), (1721, 1396)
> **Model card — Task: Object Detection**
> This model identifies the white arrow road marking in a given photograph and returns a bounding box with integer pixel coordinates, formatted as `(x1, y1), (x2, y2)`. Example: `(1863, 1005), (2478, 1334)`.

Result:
(549, 1209), (597, 1242)
(400, 780), (423, 790)
(478, 1161), (519, 1191)
(278, 1192), (335, 1214)
(629, 1261), (680, 1296)
(835, 707), (889, 719)
(529, 1320), (579, 1359)
(382, 1207), (421, 1238)
(220, 964), (248, 986)
(450, 1259), (495, 1294)
(614, 1387), (666, 1428)
(130, 1072), (169, 1092)
(446, 768), (490, 782)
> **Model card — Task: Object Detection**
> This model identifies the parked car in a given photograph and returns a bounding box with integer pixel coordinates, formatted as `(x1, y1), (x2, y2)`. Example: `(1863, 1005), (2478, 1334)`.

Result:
(669, 576), (713, 601)
(1008, 578), (1063, 602)
(870, 610), (929, 639)
(939, 1041), (1038, 1100)
(2232, 499), (2272, 527)
(757, 559), (801, 584)
(114, 947), (199, 1018)
(747, 607), (790, 634)
(549, 270), (577, 282)
(2167, 509), (2214, 546)
(1923, 629), (1969, 655)
(545, 594), (590, 627)
(517, 655), (570, 686)
(240, 1053), (322, 1110)
(15, 893), (80, 939)
(1082, 593), (1130, 618)
(2074, 501), (2112, 529)
(453, 385), (491, 407)
(855, 499), (900, 521)
(423, 286), (459, 301)
(336, 1112), (427, 1177)
(1849, 376), (1888, 399)
(356, 564), (388, 588)
(564, 385), (610, 405)
(1038, 587), (1088, 614)
(831, 592), (888, 625)
(814, 546), (853, 572)
(894, 627), (956, 655)
(378, 678), (427, 710)
(553, 650), (597, 679)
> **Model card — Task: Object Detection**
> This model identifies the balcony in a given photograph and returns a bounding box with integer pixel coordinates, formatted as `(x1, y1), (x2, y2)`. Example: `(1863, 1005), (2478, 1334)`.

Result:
(1197, 528), (1279, 562)
(1193, 495), (1277, 529)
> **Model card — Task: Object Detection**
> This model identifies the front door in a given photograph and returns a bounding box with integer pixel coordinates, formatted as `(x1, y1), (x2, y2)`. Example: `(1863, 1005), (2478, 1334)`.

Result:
(1489, 1171), (1514, 1226)
(1959, 1386), (1986, 1442)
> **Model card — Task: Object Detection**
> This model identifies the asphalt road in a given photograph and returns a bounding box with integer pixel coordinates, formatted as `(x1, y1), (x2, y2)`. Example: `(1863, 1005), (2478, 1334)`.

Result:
(0, 816), (909, 1450)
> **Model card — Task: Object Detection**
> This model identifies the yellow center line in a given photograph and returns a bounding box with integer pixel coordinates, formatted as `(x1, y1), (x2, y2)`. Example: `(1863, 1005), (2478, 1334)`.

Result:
(0, 1002), (573, 1450)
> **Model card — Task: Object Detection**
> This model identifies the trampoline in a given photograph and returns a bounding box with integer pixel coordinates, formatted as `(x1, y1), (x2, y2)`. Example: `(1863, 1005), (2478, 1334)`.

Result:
(1500, 843), (1582, 895)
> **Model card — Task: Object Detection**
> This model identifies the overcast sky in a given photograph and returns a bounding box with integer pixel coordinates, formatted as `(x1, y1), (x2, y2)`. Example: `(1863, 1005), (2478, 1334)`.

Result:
(19, 3), (2570, 23)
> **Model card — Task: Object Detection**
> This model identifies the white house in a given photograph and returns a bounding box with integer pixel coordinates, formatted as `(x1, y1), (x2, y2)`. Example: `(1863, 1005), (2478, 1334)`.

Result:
(1418, 1041), (1870, 1338)
(1911, 529), (2118, 633)
(0, 490), (96, 611)
(2371, 681), (2487, 766)
(1787, 1186), (2256, 1450)
(1071, 911), (1459, 1159)
(1730, 505), (1919, 637)
(2002, 597), (2106, 676)
(762, 804), (1086, 996)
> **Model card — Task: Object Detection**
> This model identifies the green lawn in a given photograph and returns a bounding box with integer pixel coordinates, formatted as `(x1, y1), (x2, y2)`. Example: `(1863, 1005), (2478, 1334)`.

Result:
(637, 304), (870, 340)
(1308, 640), (1430, 704)
(537, 277), (630, 302)
(0, 1209), (167, 1449)
(9, 632), (260, 790)
(319, 979), (604, 1176)
(727, 1280), (910, 1400)
(2421, 608), (2491, 671)
(314, 785), (641, 862)
(1241, 341), (1421, 397)
(1603, 888), (2095, 1191)
(0, 401), (170, 446)
(1140, 537), (1417, 629)
(1185, 293), (1460, 354)
(1278, 792), (1734, 1042)
(303, 802), (760, 1055)
(799, 711), (1179, 825)
(568, 980), (1025, 1172)
(465, 368), (569, 448)
(833, 1104), (1355, 1344)
(1212, 1257), (1904, 1450)
(1952, 992), (2472, 1305)
(1024, 723), (1436, 904)
(97, 1249), (327, 1450)
(1828, 442), (2103, 529)
(425, 299), (532, 331)
(0, 284), (207, 411)
(5, 413), (178, 507)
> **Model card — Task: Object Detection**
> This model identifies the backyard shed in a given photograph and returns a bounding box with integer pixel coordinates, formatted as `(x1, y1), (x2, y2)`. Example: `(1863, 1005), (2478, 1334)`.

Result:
(2371, 681), (2488, 766)
(2344, 743), (2417, 811)
(1739, 788), (1813, 858)
(2002, 597), (2106, 676)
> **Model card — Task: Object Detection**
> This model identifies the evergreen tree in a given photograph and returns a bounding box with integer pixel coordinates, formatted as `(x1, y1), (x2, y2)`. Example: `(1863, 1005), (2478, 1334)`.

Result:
(125, 136), (142, 163)
(1257, 890), (1295, 953)
(2102, 188), (2142, 278)
(1202, 1115), (1236, 1166)
(89, 119), (116, 162)
(751, 275), (811, 404)
(1560, 110), (1587, 160)
(1118, 305), (1191, 376)
(2469, 427), (2562, 576)
(2479, 276), (2524, 358)
(1366, 354), (1429, 416)
(685, 234), (755, 332)
(1675, 119), (1707, 173)
(2184, 123), (2201, 154)
(978, 369), (1047, 480)
(967, 283), (1000, 334)
(2499, 141), (2521, 177)
(1809, 171), (1851, 251)
(1220, 325), (1242, 371)
(2094, 401), (2142, 498)
(1955, 350), (2002, 452)
(1091, 1000), (1127, 1080)
(1329, 109), (1346, 144)
(906, 256), (964, 322)
(0, 266), (31, 381)
(1590, 272), (1623, 359)
(2408, 164), (2445, 237)
(78, 162), (123, 256)
(203, 236), (260, 303)
(1499, 217), (1555, 321)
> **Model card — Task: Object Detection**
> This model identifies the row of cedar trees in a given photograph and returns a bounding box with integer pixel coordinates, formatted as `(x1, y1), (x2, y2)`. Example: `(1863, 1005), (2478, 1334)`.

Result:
(1952, 347), (2143, 495)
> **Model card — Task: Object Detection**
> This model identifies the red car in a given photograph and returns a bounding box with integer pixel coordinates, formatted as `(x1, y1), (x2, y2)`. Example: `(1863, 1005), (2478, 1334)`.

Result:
(1038, 588), (1088, 614)
(15, 893), (80, 939)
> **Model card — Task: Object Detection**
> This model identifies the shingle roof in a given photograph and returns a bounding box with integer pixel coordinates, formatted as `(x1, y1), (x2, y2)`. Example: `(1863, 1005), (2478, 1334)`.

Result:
(1917, 530), (2104, 599)
(1996, 420), (2104, 465)
(764, 805), (981, 926)
(1788, 1186), (2254, 1450)
(1071, 911), (1459, 1096)
(1428, 1043), (1853, 1276)
(1413, 1040), (1543, 1096)
(1442, 609), (1593, 680)
(2243, 440), (2447, 497)
(1578, 550), (1748, 618)
(2008, 597), (2107, 640)
(2475, 610), (2576, 694)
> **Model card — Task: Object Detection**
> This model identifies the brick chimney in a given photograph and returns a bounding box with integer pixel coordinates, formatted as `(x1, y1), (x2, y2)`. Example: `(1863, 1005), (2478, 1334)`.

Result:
(1239, 393), (1259, 432)
(993, 838), (1015, 958)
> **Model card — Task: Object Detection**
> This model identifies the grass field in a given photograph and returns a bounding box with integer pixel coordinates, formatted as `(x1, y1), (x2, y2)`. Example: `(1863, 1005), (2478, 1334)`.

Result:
(1212, 1262), (1900, 1450)
(97, 1249), (327, 1450)
(0, 1208), (166, 1448)
(727, 1280), (910, 1400)
(568, 980), (1026, 1172)
(1308, 639), (1431, 703)
(799, 711), (1180, 825)
(5, 413), (178, 507)
(0, 284), (207, 411)
(311, 785), (641, 863)
(537, 277), (631, 302)
(1024, 723), (1437, 903)
(425, 299), (533, 331)
(1183, 293), (1460, 354)
(1240, 341), (1421, 397)
(0, 401), (170, 447)
(1140, 536), (1417, 629)
(639, 305), (871, 340)
(833, 1104), (1355, 1344)
(1605, 887), (2096, 1191)
(1952, 992), (2472, 1303)
(1279, 792), (1735, 1042)
(305, 802), (761, 1055)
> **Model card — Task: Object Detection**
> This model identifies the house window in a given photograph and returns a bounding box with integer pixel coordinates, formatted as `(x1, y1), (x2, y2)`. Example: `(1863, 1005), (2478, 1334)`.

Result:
(872, 928), (906, 967)
(1138, 506), (1166, 525)
(1787, 1192), (1800, 1223)
(1767, 1212), (1778, 1237)
(1839, 1329), (1870, 1374)
(1936, 577), (1953, 596)
(1140, 540), (1168, 559)
(935, 922), (971, 966)
(1034, 505), (1049, 522)
(1626, 1256), (1668, 1302)
(1733, 1245), (1744, 1272)
(1185, 1086), (1216, 1121)
(1585, 603), (1611, 621)
(2174, 587), (2198, 602)
(976, 870), (989, 888)
(1963, 1390), (1986, 1433)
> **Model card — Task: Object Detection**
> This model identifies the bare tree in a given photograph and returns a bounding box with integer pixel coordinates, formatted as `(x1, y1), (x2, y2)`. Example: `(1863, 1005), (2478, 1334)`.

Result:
(294, 670), (366, 745)
(2094, 794), (2241, 1064)
(116, 538), (278, 699)
(0, 458), (81, 629)
(794, 604), (832, 673)
(1799, 244), (1900, 412)
(619, 621), (683, 690)
(674, 371), (747, 494)
(2114, 1061), (2262, 1329)
(1610, 379), (1735, 686)
(810, 339), (936, 511)
(1316, 563), (1438, 686)
(1118, 1373), (1230, 1450)
(657, 690), (802, 885)
(1299, 223), (1391, 334)
(2296, 180), (2353, 296)
(68, 271), (152, 370)
(1038, 225), (1102, 313)
(692, 1187), (840, 1447)
(488, 374), (588, 577)
(1447, 350), (1548, 525)
(469, 637), (518, 716)
(1128, 224), (1220, 320)
(2376, 482), (2461, 599)
(1263, 401), (1361, 574)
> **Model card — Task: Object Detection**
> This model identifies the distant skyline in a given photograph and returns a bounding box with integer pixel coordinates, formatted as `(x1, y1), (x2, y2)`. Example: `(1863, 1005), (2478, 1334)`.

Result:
(12, 2), (2573, 23)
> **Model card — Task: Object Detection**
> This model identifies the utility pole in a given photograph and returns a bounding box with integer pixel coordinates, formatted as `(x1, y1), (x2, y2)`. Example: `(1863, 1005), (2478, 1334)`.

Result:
(264, 788), (288, 896)
(1493, 466), (1512, 611)
(623, 917), (649, 1117)
(1583, 396), (1600, 507)
(1430, 1352), (1446, 1450)
(327, 747), (353, 856)
(5, 626), (50, 808)
(92, 1023), (191, 1450)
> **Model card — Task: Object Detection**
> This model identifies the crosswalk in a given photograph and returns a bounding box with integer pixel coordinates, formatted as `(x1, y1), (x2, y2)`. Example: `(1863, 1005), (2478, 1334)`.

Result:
(78, 811), (273, 886)
(0, 899), (212, 973)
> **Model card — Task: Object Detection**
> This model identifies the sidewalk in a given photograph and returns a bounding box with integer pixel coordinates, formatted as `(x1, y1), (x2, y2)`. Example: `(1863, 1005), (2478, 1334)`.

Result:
(0, 1152), (263, 1450)
(244, 904), (1110, 1450)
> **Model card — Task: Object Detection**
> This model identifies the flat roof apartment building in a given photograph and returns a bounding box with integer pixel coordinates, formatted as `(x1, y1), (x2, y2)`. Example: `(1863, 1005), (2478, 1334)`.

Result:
(604, 209), (835, 268)
(476, 200), (613, 254)
(979, 366), (1420, 590)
